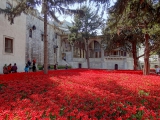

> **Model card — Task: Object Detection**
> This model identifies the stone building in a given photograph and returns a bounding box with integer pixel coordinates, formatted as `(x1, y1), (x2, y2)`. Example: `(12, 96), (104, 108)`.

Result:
(0, 0), (26, 73)
(0, 0), (135, 74)
(139, 46), (160, 69)
(61, 35), (134, 69)
(26, 12), (59, 65)
(25, 10), (72, 67)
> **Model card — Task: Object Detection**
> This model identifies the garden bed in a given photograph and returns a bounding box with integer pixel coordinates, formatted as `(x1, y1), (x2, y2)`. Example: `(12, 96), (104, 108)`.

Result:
(0, 69), (159, 119)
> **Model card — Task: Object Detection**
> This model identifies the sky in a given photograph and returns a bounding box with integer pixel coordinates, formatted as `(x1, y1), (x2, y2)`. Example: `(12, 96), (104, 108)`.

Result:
(58, 0), (117, 23)
(37, 0), (116, 35)
(37, 0), (117, 23)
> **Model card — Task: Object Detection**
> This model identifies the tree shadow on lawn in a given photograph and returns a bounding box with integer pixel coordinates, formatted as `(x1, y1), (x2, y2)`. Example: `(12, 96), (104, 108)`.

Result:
(0, 72), (69, 118)
(0, 69), (93, 118)
(92, 74), (160, 111)
(48, 69), (108, 79)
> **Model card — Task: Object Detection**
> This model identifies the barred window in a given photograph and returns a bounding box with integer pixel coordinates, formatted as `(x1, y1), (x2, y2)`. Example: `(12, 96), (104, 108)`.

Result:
(5, 37), (13, 53)
(41, 34), (44, 41)
(29, 29), (32, 38)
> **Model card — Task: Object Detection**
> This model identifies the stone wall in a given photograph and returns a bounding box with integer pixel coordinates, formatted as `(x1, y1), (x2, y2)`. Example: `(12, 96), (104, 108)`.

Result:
(63, 36), (134, 70)
(25, 13), (62, 66)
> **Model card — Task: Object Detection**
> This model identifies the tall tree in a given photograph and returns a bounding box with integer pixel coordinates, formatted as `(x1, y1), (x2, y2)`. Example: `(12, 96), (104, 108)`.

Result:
(103, 0), (160, 74)
(68, 6), (105, 68)
(40, 0), (85, 74)
(102, 28), (144, 70)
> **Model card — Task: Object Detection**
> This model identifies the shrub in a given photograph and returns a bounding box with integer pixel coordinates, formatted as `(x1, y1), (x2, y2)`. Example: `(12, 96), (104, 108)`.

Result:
(58, 65), (71, 69)
(37, 65), (71, 70)
(37, 65), (43, 70)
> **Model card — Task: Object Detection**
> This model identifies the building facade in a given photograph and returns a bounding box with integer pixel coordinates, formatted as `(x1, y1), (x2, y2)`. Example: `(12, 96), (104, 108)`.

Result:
(25, 12), (62, 66)
(0, 1), (135, 74)
(0, 0), (26, 73)
(61, 35), (134, 70)
(139, 46), (160, 69)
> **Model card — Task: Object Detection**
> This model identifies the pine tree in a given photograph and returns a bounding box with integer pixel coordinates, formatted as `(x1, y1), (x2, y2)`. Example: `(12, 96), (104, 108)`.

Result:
(103, 0), (160, 74)
(68, 6), (105, 68)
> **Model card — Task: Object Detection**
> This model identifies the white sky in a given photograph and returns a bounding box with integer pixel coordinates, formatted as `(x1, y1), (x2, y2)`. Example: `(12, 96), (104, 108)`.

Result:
(37, 0), (117, 23)
(58, 0), (117, 22)
(37, 0), (116, 35)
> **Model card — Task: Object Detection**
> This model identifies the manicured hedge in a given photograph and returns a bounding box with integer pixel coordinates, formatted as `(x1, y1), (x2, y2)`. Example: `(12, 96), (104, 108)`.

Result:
(38, 65), (71, 70)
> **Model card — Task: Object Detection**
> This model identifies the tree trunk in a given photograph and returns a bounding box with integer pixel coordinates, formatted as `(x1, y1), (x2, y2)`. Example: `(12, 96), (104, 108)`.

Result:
(43, 0), (48, 74)
(143, 33), (150, 75)
(71, 44), (74, 61)
(80, 42), (82, 58)
(132, 41), (138, 70)
(86, 38), (90, 69)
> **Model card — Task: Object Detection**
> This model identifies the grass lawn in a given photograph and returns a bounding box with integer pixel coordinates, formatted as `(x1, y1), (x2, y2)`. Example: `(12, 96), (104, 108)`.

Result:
(0, 69), (160, 120)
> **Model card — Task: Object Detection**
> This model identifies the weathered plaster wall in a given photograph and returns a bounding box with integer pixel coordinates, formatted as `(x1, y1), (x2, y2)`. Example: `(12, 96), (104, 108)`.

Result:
(0, 0), (26, 73)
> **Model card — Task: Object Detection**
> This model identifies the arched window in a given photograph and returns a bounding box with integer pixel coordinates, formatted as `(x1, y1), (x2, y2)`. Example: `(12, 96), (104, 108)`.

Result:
(29, 29), (32, 38)
(94, 41), (101, 52)
(89, 41), (101, 58)
(115, 64), (118, 70)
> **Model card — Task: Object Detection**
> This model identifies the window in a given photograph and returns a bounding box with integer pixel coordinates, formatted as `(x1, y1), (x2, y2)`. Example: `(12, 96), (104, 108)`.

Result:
(95, 52), (98, 58)
(114, 51), (118, 55)
(29, 29), (32, 38)
(121, 51), (123, 56)
(94, 41), (101, 52)
(54, 48), (56, 53)
(5, 37), (13, 53)
(41, 34), (44, 41)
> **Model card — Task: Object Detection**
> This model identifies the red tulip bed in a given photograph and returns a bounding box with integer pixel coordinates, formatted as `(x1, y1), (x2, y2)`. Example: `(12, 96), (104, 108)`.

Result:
(0, 69), (160, 120)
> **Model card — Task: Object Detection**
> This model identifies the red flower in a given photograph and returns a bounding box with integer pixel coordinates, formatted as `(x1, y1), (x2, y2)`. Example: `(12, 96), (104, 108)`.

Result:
(0, 69), (159, 119)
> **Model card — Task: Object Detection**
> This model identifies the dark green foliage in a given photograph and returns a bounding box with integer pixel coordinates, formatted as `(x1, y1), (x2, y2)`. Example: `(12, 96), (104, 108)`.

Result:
(68, 5), (105, 43)
(58, 65), (71, 69)
(0, 0), (85, 24)
(103, 0), (160, 53)
(38, 65), (71, 70)
(68, 5), (105, 68)
(0, 0), (40, 24)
